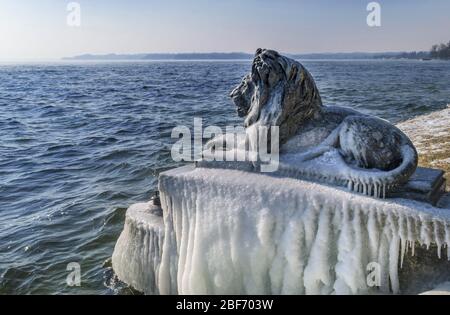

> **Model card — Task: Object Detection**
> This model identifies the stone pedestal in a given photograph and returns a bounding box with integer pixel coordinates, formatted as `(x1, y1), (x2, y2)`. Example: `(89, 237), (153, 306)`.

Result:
(112, 165), (450, 295)
(390, 167), (446, 206)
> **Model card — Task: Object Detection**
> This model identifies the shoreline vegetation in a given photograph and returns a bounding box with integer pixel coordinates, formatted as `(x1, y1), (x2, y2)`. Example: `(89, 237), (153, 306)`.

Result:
(63, 41), (450, 61)
(376, 40), (450, 60)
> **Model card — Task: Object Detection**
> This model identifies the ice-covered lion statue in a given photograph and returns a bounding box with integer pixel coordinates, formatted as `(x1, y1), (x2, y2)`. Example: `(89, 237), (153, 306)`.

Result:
(205, 48), (418, 197)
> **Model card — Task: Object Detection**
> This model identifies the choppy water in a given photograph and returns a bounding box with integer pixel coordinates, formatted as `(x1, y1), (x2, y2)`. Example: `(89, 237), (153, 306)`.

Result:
(0, 60), (449, 294)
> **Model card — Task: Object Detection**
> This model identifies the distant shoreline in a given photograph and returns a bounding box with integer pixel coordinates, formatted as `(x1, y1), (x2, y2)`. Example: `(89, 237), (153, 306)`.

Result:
(3, 58), (448, 65)
(62, 51), (441, 61)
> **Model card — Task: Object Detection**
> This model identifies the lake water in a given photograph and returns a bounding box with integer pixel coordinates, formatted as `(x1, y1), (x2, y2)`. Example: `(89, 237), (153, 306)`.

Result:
(0, 60), (449, 294)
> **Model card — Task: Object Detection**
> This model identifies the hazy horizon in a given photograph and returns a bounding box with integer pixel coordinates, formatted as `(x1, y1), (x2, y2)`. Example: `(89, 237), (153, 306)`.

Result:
(1, 0), (450, 61)
(0, 50), (433, 63)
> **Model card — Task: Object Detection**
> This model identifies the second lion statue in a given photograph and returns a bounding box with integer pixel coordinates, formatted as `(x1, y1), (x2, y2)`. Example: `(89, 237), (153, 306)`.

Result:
(204, 48), (418, 198)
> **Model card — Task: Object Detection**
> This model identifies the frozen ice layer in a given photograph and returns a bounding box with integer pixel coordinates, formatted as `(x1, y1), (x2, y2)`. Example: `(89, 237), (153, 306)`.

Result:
(157, 166), (450, 294)
(111, 201), (164, 294)
(113, 165), (450, 294)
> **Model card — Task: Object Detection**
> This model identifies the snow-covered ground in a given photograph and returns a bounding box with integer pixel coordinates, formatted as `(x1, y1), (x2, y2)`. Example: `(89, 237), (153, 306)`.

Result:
(397, 106), (450, 179)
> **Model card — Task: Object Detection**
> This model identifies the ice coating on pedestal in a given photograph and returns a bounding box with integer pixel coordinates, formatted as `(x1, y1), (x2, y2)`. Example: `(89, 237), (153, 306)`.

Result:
(111, 202), (164, 294)
(150, 166), (450, 295)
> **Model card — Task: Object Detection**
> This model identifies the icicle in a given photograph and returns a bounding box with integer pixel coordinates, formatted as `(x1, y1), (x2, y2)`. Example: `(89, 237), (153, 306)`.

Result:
(406, 216), (414, 248)
(347, 179), (353, 191)
(445, 224), (450, 261)
(433, 219), (443, 259)
(334, 206), (355, 294)
(399, 214), (407, 269)
(367, 209), (379, 262)
(377, 231), (390, 293)
(420, 218), (432, 250)
(389, 235), (400, 294)
(407, 216), (414, 256)
(304, 207), (333, 294)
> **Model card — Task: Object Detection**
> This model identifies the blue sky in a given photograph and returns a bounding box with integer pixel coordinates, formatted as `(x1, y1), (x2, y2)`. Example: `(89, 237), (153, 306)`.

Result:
(0, 0), (449, 60)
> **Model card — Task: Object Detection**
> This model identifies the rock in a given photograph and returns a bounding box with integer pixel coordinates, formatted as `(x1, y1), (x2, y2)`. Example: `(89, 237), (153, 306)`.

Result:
(438, 192), (450, 209)
(400, 243), (450, 294)
(390, 167), (446, 206)
(149, 193), (163, 216)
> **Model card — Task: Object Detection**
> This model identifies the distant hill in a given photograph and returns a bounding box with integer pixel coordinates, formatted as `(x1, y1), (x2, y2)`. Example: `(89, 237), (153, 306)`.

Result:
(62, 51), (431, 61)
(62, 52), (254, 61)
(288, 52), (402, 59)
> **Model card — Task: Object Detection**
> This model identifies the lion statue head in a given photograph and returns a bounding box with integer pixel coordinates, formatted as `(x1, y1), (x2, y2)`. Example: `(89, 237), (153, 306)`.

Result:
(230, 48), (323, 144)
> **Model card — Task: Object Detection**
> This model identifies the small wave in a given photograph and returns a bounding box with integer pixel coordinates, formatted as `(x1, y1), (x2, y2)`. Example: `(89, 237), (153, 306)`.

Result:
(99, 150), (135, 161)
(102, 207), (127, 226)
(46, 144), (74, 151)
(172, 93), (193, 100)
(0, 267), (33, 294)
(13, 137), (35, 144)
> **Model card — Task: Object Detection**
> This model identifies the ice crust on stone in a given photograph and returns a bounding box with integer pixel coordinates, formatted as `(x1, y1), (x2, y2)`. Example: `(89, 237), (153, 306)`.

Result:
(112, 166), (450, 295)
(278, 145), (417, 199)
(203, 120), (417, 199)
(112, 202), (164, 294)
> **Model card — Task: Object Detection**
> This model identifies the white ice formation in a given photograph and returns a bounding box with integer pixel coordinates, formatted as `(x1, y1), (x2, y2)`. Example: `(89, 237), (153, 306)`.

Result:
(112, 165), (450, 295)
(112, 202), (164, 294)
